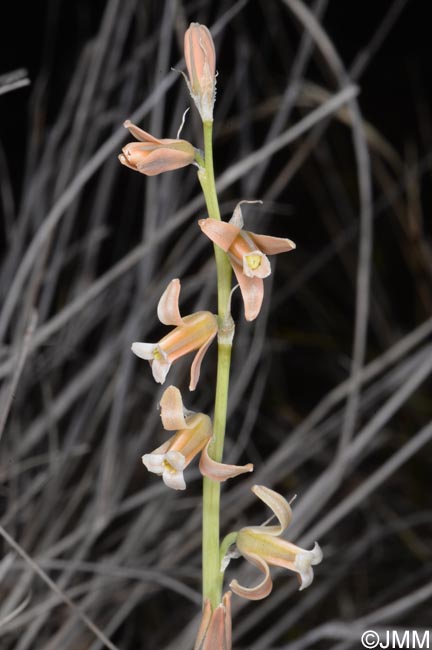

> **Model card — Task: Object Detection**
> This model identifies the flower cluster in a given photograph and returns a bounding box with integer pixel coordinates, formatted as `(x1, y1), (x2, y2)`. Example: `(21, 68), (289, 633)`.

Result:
(143, 386), (253, 490)
(199, 201), (296, 321)
(132, 279), (217, 391)
(230, 486), (323, 599)
(119, 120), (197, 176)
(119, 20), (322, 650)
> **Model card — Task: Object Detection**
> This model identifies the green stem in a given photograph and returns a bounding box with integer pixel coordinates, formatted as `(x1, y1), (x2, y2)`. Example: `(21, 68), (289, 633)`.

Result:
(199, 120), (234, 608)
(219, 531), (238, 570)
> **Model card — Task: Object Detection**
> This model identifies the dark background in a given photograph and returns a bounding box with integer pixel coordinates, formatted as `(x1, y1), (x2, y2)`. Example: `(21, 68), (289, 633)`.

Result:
(2, 1), (431, 183)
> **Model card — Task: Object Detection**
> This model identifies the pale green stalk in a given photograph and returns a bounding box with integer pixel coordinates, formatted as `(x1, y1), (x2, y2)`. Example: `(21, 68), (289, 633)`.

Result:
(198, 120), (233, 608)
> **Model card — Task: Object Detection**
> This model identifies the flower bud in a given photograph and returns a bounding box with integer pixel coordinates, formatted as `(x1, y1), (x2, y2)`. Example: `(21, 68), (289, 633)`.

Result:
(194, 592), (232, 650)
(184, 23), (216, 122)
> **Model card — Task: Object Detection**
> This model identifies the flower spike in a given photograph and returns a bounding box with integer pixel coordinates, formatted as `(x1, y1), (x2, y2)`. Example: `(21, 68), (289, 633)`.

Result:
(132, 279), (218, 390)
(230, 485), (323, 600)
(199, 202), (295, 321)
(119, 121), (197, 176)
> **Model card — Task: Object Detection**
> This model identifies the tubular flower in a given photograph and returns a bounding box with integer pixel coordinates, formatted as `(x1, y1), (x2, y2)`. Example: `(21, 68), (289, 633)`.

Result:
(118, 120), (196, 176)
(199, 202), (296, 321)
(194, 592), (232, 650)
(230, 485), (323, 600)
(131, 279), (218, 391)
(142, 388), (212, 490)
(142, 386), (253, 490)
(184, 23), (216, 122)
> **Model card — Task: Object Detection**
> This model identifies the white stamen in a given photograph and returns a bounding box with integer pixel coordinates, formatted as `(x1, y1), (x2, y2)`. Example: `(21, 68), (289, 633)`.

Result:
(176, 107), (190, 139)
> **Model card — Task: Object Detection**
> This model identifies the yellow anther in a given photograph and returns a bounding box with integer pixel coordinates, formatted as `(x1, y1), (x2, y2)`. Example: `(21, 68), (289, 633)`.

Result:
(162, 459), (176, 474)
(153, 348), (162, 360)
(245, 253), (262, 270)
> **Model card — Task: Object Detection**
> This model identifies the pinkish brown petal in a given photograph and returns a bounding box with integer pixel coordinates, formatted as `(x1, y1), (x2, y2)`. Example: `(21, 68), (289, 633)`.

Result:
(199, 440), (253, 482)
(231, 259), (264, 321)
(222, 591), (232, 650)
(202, 605), (225, 650)
(120, 122), (196, 176)
(194, 599), (212, 650)
(123, 145), (194, 176)
(184, 24), (216, 92)
(118, 153), (138, 171)
(124, 120), (161, 143)
(141, 151), (190, 175)
(194, 593), (232, 650)
(120, 143), (150, 168)
(159, 385), (189, 430)
(250, 485), (293, 536)
(157, 279), (184, 326)
(230, 552), (273, 601)
(189, 330), (217, 391)
(249, 233), (296, 255)
(198, 219), (240, 252)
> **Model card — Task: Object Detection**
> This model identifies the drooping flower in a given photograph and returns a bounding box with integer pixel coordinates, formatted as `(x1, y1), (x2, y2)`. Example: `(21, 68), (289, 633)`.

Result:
(194, 591), (232, 650)
(119, 120), (196, 176)
(184, 23), (216, 123)
(199, 202), (296, 321)
(142, 386), (253, 490)
(230, 485), (322, 600)
(132, 279), (218, 391)
(142, 394), (212, 491)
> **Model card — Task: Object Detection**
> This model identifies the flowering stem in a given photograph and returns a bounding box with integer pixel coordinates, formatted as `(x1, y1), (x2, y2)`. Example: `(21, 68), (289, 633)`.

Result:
(199, 120), (233, 609)
(199, 122), (232, 314)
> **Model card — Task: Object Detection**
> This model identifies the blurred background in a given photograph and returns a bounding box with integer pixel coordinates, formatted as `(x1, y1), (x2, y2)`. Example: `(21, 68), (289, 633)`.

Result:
(1, 0), (432, 648)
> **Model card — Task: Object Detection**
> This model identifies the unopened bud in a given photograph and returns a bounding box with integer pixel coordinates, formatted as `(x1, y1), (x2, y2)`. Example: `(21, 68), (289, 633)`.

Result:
(184, 23), (216, 122)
